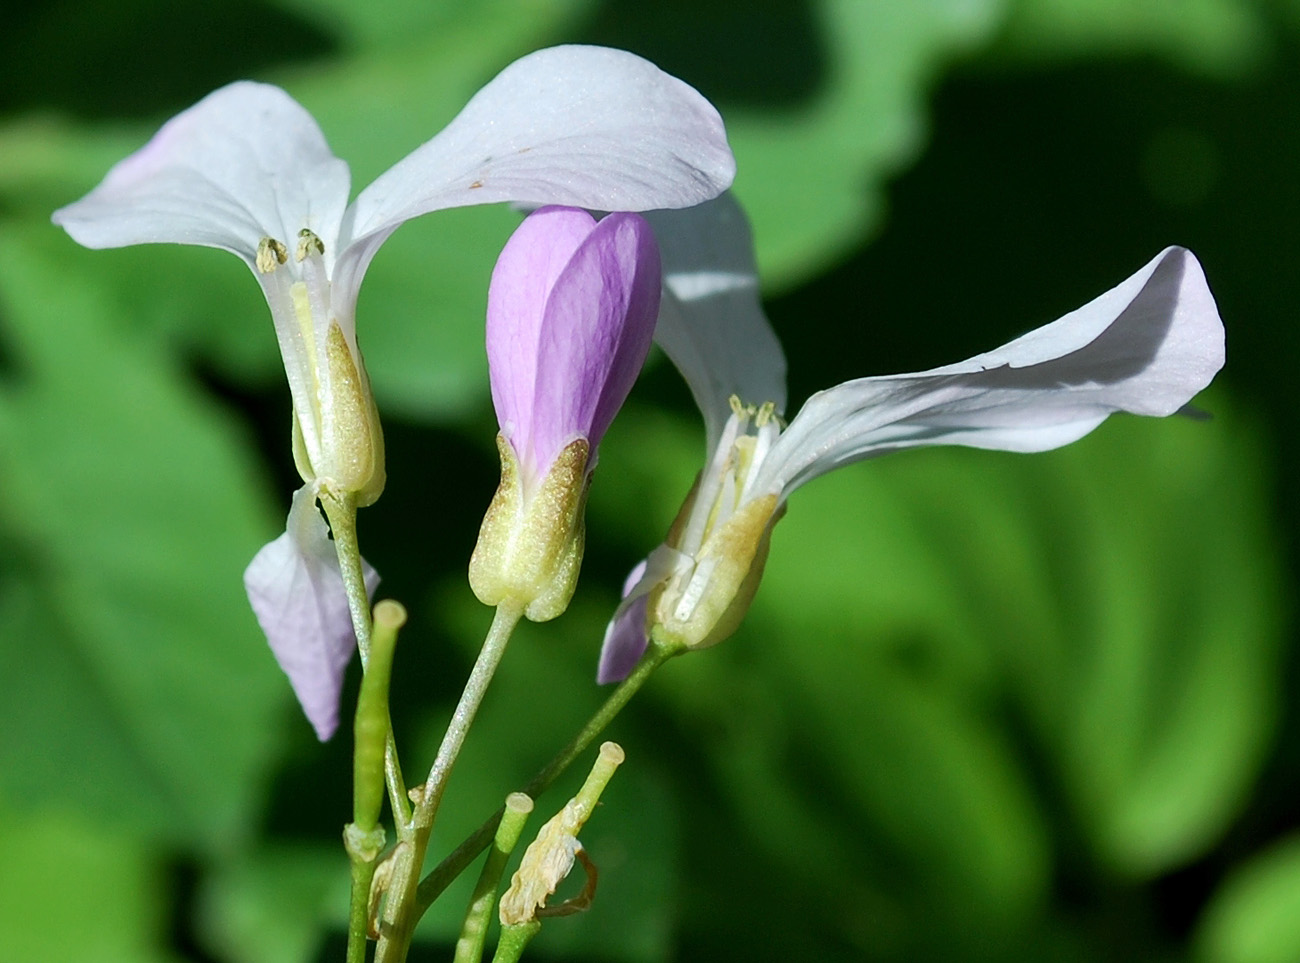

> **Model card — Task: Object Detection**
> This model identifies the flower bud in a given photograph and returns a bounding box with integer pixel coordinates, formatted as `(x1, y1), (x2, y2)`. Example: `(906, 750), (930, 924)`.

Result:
(471, 206), (660, 619)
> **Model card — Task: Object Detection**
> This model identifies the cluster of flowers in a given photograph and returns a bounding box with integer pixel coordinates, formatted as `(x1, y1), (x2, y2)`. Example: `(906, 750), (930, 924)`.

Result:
(54, 45), (1225, 741)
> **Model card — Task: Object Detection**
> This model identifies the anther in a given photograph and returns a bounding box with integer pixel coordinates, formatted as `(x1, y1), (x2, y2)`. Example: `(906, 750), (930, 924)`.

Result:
(256, 236), (288, 273)
(295, 229), (326, 262)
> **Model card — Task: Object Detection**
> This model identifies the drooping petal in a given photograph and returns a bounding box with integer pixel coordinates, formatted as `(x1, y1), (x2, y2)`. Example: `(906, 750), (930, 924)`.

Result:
(598, 593), (652, 686)
(645, 193), (788, 454)
(243, 486), (379, 741)
(756, 247), (1225, 496)
(487, 207), (600, 456)
(334, 45), (735, 300)
(529, 211), (660, 469)
(597, 547), (688, 684)
(53, 82), (351, 267)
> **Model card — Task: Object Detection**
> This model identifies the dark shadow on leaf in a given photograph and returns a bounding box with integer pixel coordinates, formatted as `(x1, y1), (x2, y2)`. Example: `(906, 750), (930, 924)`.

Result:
(1, 0), (337, 120)
(574, 0), (827, 109)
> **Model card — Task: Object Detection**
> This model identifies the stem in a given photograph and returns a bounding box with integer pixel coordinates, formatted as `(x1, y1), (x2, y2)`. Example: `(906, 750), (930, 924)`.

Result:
(374, 602), (524, 963)
(415, 636), (683, 913)
(491, 922), (540, 963)
(321, 490), (371, 663)
(454, 793), (534, 963)
(323, 491), (411, 963)
(345, 827), (384, 963)
(321, 492), (411, 829)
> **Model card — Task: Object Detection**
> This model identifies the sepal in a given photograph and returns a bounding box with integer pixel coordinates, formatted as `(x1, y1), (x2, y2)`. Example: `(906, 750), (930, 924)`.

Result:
(469, 434), (590, 621)
(651, 494), (783, 649)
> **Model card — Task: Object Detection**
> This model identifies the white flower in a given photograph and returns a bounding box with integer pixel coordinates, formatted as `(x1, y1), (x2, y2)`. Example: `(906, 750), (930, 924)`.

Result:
(53, 46), (736, 738)
(598, 194), (1226, 682)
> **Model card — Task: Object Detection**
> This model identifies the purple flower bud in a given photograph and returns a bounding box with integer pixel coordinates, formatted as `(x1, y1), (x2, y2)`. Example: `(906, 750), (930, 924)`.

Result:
(486, 206), (661, 484)
(471, 206), (661, 620)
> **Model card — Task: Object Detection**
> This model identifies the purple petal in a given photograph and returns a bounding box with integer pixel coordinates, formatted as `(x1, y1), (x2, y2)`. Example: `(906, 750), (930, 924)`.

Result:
(487, 207), (599, 458)
(243, 487), (379, 741)
(758, 247), (1225, 496)
(53, 82), (350, 267)
(530, 212), (660, 467)
(596, 546), (690, 683)
(598, 596), (652, 685)
(486, 208), (661, 480)
(597, 560), (652, 684)
(645, 194), (788, 452)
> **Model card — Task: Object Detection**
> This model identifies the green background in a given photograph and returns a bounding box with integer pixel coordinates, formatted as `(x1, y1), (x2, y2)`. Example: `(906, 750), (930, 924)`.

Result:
(1, 1), (1296, 960)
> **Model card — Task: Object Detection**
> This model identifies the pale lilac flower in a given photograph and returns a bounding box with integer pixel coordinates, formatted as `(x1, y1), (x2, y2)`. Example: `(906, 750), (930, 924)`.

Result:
(471, 207), (661, 621)
(52, 46), (734, 738)
(598, 193), (1226, 682)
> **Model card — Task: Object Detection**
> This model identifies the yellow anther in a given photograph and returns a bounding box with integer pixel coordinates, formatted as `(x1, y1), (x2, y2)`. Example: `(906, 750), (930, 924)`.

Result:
(295, 229), (326, 262)
(755, 401), (776, 427)
(255, 236), (288, 273)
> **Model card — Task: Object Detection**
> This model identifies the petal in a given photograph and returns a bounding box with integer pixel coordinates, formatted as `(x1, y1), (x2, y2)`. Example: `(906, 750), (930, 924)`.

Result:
(757, 247), (1225, 495)
(487, 207), (599, 459)
(53, 82), (350, 266)
(644, 194), (788, 454)
(597, 550), (681, 684)
(598, 588), (651, 685)
(529, 211), (660, 469)
(334, 45), (735, 298)
(243, 486), (379, 741)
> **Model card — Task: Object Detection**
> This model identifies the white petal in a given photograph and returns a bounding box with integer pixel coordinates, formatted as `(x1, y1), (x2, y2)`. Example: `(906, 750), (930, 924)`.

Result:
(334, 45), (735, 299)
(758, 247), (1225, 495)
(53, 82), (350, 265)
(243, 486), (379, 741)
(644, 193), (788, 454)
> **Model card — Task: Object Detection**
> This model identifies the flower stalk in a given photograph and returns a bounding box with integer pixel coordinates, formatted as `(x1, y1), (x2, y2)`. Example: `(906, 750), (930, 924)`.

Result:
(374, 602), (524, 963)
(416, 633), (685, 913)
(454, 792), (536, 963)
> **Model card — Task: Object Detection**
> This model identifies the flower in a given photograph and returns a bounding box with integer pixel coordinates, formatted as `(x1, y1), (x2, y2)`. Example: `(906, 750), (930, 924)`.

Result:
(470, 207), (661, 621)
(52, 45), (735, 738)
(598, 193), (1226, 683)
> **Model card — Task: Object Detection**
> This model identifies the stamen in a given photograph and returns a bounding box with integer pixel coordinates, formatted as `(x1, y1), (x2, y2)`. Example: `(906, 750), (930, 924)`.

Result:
(295, 228), (326, 262)
(674, 557), (718, 623)
(256, 236), (288, 273)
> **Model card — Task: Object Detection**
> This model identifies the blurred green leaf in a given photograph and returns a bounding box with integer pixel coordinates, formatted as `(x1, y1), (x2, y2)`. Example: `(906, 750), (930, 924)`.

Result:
(0, 224), (288, 851)
(267, 0), (593, 54)
(999, 0), (1269, 75)
(0, 805), (176, 963)
(886, 401), (1282, 877)
(730, 0), (1006, 290)
(1194, 835), (1300, 963)
(197, 846), (347, 963)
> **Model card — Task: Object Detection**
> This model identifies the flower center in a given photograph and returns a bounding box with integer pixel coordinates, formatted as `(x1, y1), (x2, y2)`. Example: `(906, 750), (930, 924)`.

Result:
(253, 229), (382, 501)
(677, 395), (781, 559)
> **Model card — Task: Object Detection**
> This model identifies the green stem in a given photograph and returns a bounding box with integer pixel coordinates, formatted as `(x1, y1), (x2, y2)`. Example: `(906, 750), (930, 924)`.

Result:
(344, 824), (386, 963)
(323, 492), (411, 963)
(321, 492), (411, 829)
(415, 636), (683, 913)
(491, 922), (541, 963)
(374, 602), (524, 963)
(454, 793), (534, 963)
